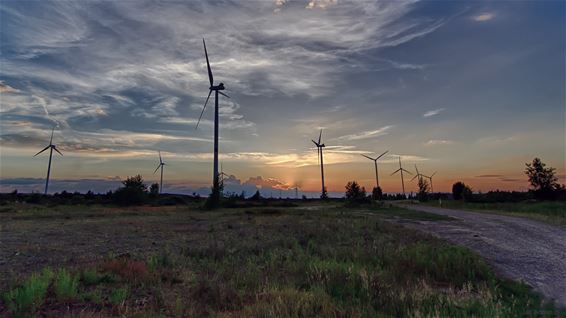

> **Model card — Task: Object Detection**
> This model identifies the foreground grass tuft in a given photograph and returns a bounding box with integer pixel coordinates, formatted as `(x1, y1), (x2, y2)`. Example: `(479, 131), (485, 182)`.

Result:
(3, 268), (53, 317)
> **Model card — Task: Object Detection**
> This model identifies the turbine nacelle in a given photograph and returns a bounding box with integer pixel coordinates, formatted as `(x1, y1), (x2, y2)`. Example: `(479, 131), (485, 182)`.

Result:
(210, 83), (225, 91)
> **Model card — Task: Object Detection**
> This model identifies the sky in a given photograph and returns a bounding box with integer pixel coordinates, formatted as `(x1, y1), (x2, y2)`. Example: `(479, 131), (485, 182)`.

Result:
(0, 0), (564, 196)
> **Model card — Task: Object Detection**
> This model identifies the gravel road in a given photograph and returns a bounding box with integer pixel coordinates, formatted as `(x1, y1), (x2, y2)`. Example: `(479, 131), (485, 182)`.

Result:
(398, 204), (566, 307)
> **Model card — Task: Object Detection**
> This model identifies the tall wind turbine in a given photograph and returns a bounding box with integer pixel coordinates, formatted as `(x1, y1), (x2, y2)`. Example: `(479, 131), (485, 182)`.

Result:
(427, 172), (437, 193)
(34, 126), (63, 195)
(312, 129), (327, 198)
(391, 156), (412, 197)
(153, 151), (166, 194)
(410, 164), (424, 183)
(361, 150), (389, 188)
(196, 38), (230, 197)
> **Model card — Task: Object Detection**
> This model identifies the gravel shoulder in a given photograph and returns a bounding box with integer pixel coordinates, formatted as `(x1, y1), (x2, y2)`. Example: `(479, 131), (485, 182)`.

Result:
(398, 204), (566, 307)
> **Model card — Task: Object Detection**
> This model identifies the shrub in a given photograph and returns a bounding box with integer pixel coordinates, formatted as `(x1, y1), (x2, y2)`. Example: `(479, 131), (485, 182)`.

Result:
(345, 181), (367, 203)
(109, 287), (128, 304)
(3, 268), (53, 317)
(417, 178), (430, 202)
(372, 186), (383, 200)
(113, 175), (148, 205)
(452, 182), (472, 201)
(54, 269), (79, 301)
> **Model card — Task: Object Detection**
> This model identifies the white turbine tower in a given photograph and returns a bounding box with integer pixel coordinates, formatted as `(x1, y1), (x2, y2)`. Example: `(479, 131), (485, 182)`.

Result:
(34, 126), (63, 195)
(153, 151), (166, 194)
(311, 129), (327, 198)
(391, 156), (412, 198)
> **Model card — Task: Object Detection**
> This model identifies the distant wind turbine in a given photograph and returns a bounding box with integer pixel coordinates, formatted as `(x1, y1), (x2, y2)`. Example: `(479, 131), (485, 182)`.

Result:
(391, 156), (412, 197)
(312, 129), (327, 198)
(196, 38), (230, 198)
(427, 172), (437, 193)
(34, 126), (63, 195)
(153, 151), (166, 194)
(361, 150), (389, 188)
(410, 164), (424, 183)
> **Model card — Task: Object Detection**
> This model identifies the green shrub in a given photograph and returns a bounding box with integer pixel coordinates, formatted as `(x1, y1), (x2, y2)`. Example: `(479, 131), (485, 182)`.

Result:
(81, 268), (102, 286)
(109, 287), (128, 304)
(3, 268), (53, 317)
(54, 269), (79, 301)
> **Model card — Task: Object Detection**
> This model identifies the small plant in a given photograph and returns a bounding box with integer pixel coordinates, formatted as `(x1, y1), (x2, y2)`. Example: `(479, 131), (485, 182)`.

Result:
(54, 269), (79, 301)
(109, 287), (128, 304)
(81, 268), (102, 286)
(3, 268), (53, 317)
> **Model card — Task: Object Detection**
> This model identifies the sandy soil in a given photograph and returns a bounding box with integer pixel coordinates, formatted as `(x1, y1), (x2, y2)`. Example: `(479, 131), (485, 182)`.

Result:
(398, 204), (566, 307)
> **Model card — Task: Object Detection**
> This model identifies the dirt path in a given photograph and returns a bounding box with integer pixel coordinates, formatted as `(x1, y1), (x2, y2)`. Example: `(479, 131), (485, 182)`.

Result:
(398, 204), (566, 307)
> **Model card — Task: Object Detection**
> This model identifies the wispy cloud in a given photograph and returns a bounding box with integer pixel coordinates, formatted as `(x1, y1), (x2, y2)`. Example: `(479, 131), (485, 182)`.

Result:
(335, 125), (393, 141)
(472, 12), (496, 22)
(423, 108), (445, 117)
(424, 139), (454, 146)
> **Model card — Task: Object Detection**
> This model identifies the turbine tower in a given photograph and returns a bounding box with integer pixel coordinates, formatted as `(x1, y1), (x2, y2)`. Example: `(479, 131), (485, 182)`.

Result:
(410, 164), (424, 183)
(361, 150), (389, 188)
(312, 129), (327, 198)
(427, 172), (437, 193)
(34, 126), (63, 195)
(196, 38), (230, 199)
(153, 151), (166, 194)
(391, 156), (412, 197)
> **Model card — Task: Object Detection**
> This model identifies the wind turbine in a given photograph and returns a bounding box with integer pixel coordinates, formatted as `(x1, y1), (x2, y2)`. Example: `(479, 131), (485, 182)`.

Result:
(218, 163), (230, 191)
(153, 151), (166, 194)
(361, 150), (389, 188)
(312, 129), (327, 198)
(427, 172), (437, 193)
(391, 156), (412, 197)
(410, 164), (424, 183)
(34, 126), (63, 195)
(196, 38), (230, 198)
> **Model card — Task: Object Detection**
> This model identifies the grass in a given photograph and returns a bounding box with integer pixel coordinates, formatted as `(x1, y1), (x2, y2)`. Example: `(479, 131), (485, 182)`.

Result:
(2, 268), (53, 318)
(0, 202), (561, 317)
(425, 200), (566, 226)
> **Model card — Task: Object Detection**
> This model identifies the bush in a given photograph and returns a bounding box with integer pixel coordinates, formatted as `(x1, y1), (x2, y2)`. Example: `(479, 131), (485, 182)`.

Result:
(345, 181), (368, 204)
(3, 268), (53, 317)
(54, 269), (79, 301)
(372, 186), (383, 201)
(113, 175), (148, 205)
(417, 178), (429, 202)
(452, 182), (472, 201)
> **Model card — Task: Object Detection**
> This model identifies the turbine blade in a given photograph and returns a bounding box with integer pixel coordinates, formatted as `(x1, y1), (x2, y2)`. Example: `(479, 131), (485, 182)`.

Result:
(391, 168), (401, 176)
(402, 168), (413, 174)
(195, 90), (212, 129)
(431, 172), (437, 177)
(411, 175), (418, 181)
(159, 151), (162, 164)
(49, 126), (55, 145)
(311, 140), (319, 146)
(153, 164), (161, 174)
(361, 154), (374, 160)
(376, 150), (389, 160)
(53, 146), (63, 156)
(34, 146), (50, 157)
(318, 129), (322, 144)
(203, 38), (213, 86)
(218, 91), (230, 98)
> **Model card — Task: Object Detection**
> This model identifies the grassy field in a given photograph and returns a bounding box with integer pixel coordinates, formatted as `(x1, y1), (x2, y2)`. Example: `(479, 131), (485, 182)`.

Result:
(0, 202), (558, 317)
(423, 200), (566, 226)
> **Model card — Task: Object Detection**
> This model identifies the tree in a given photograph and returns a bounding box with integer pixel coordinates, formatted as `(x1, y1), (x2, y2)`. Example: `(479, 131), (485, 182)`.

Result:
(371, 186), (383, 201)
(113, 175), (148, 205)
(250, 190), (262, 201)
(417, 178), (429, 202)
(345, 181), (367, 203)
(452, 181), (472, 201)
(321, 187), (328, 200)
(525, 158), (559, 200)
(149, 183), (160, 197)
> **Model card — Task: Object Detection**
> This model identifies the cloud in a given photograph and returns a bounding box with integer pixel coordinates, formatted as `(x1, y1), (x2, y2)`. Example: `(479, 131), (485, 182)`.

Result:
(424, 139), (454, 146)
(306, 0), (337, 10)
(243, 176), (292, 190)
(0, 81), (20, 93)
(475, 174), (503, 178)
(423, 108), (445, 117)
(335, 125), (393, 141)
(472, 12), (496, 22)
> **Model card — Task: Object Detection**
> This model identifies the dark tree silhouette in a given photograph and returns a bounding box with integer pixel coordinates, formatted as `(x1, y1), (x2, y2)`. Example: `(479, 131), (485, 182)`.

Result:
(417, 178), (429, 202)
(525, 158), (559, 200)
(345, 181), (366, 202)
(452, 181), (472, 201)
(113, 175), (148, 205)
(250, 190), (262, 201)
(149, 183), (160, 196)
(371, 186), (383, 201)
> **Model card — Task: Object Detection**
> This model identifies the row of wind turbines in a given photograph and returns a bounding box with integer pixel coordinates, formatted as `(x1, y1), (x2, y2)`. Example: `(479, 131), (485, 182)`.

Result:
(312, 129), (437, 198)
(33, 38), (437, 198)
